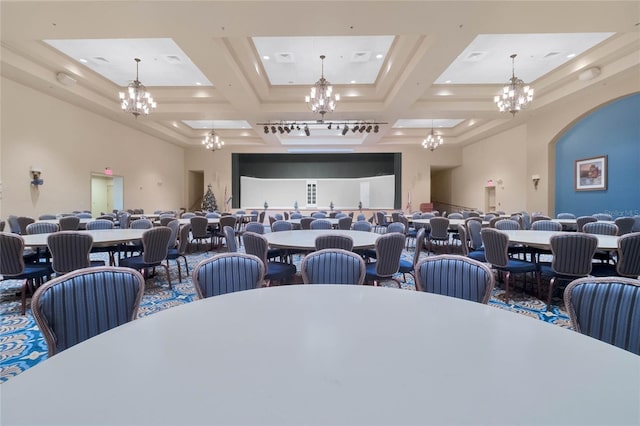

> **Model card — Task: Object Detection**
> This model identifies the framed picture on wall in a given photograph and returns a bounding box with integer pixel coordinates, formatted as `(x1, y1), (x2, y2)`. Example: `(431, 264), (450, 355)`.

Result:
(575, 155), (607, 191)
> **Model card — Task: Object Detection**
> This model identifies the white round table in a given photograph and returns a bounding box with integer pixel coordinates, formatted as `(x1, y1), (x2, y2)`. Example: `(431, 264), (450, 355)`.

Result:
(265, 229), (379, 250)
(19, 229), (147, 248)
(1, 285), (638, 425)
(500, 229), (619, 250)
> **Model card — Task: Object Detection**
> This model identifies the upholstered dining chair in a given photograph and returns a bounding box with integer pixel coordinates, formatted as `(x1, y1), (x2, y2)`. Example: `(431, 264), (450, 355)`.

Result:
(454, 224), (485, 262)
(576, 216), (597, 232)
(415, 254), (495, 304)
(245, 222), (264, 234)
(494, 219), (521, 230)
(26, 222), (59, 235)
(31, 266), (145, 356)
(192, 252), (265, 299)
(17, 216), (35, 235)
(531, 220), (563, 232)
(271, 220), (293, 232)
(242, 231), (297, 286)
(592, 231), (640, 278)
(119, 227), (172, 288)
(38, 214), (58, 220)
(301, 249), (366, 285)
(427, 217), (450, 254)
(338, 216), (353, 230)
(614, 217), (636, 235)
(398, 227), (427, 284)
(556, 213), (576, 219)
(58, 216), (80, 231)
(364, 232), (405, 287)
(190, 216), (213, 251)
(47, 231), (106, 275)
(352, 220), (372, 232)
(583, 221), (618, 236)
(223, 225), (238, 253)
(86, 219), (118, 265)
(165, 223), (191, 282)
(592, 213), (613, 221)
(0, 232), (53, 314)
(310, 219), (333, 230)
(539, 233), (598, 310)
(481, 228), (540, 302)
(314, 234), (354, 251)
(300, 217), (315, 230)
(564, 276), (640, 355)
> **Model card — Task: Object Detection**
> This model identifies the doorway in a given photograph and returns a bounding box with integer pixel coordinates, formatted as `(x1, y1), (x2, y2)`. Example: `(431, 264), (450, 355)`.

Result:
(187, 170), (204, 212)
(91, 173), (123, 217)
(485, 185), (496, 213)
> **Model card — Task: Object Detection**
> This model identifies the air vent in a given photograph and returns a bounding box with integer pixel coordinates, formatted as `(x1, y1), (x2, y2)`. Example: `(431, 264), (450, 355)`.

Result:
(91, 56), (110, 64)
(463, 51), (487, 62)
(275, 52), (295, 63)
(543, 51), (561, 59)
(164, 55), (182, 64)
(350, 51), (371, 62)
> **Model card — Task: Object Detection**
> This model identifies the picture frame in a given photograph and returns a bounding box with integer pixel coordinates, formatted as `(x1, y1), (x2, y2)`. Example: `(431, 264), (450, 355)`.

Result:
(575, 155), (607, 191)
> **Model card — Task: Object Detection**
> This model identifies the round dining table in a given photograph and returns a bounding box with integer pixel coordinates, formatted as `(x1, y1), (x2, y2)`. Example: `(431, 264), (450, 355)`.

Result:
(264, 229), (379, 250)
(19, 228), (147, 248)
(1, 285), (638, 425)
(500, 229), (619, 250)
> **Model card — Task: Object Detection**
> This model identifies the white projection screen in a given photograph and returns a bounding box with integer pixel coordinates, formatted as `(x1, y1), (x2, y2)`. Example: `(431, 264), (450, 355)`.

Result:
(240, 175), (394, 209)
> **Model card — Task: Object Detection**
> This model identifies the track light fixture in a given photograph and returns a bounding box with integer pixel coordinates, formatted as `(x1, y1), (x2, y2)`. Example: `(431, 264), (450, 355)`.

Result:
(257, 120), (387, 136)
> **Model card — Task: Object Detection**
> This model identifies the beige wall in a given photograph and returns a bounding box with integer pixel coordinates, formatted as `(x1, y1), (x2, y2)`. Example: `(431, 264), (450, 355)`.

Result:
(434, 70), (639, 215)
(0, 77), (185, 218)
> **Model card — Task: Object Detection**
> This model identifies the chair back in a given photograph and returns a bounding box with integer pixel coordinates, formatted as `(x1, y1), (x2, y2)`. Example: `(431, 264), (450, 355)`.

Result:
(583, 222), (618, 236)
(38, 214), (57, 220)
(556, 213), (576, 219)
(58, 216), (80, 231)
(26, 222), (59, 234)
(118, 212), (131, 230)
(301, 249), (366, 285)
(0, 232), (27, 276)
(455, 224), (469, 256)
(192, 253), (265, 299)
(31, 266), (145, 356)
(372, 233), (405, 277)
(352, 220), (372, 232)
(429, 217), (450, 240)
(415, 254), (495, 304)
(412, 227), (427, 265)
(242, 232), (268, 264)
(592, 213), (613, 221)
(564, 277), (640, 355)
(480, 228), (510, 268)
(223, 225), (238, 252)
(86, 219), (114, 230)
(271, 220), (292, 232)
(181, 212), (196, 219)
(190, 216), (211, 238)
(165, 219), (180, 249)
(245, 222), (264, 234)
(218, 215), (237, 231)
(205, 212), (220, 219)
(47, 231), (94, 274)
(549, 233), (598, 276)
(495, 219), (521, 230)
(465, 218), (483, 250)
(375, 211), (387, 226)
(311, 212), (326, 219)
(290, 212), (302, 219)
(314, 234), (354, 251)
(616, 232), (640, 278)
(159, 216), (175, 226)
(17, 217), (35, 234)
(129, 218), (153, 229)
(310, 219), (332, 230)
(7, 215), (21, 233)
(75, 213), (92, 219)
(338, 216), (352, 230)
(141, 227), (172, 264)
(447, 213), (463, 220)
(531, 220), (563, 232)
(614, 217), (635, 235)
(421, 213), (435, 219)
(387, 222), (405, 234)
(300, 217), (315, 229)
(576, 216), (597, 232)
(176, 224), (191, 255)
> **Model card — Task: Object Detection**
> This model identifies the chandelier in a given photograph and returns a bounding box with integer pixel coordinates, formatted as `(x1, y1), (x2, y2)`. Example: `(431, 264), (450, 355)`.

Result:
(422, 123), (444, 151)
(305, 55), (340, 118)
(119, 58), (156, 118)
(494, 54), (533, 116)
(202, 129), (224, 151)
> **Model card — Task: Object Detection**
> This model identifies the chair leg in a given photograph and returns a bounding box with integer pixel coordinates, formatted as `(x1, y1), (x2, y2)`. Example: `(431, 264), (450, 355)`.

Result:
(21, 279), (29, 315)
(503, 271), (511, 302)
(175, 260), (183, 283)
(162, 264), (172, 289)
(547, 277), (556, 311)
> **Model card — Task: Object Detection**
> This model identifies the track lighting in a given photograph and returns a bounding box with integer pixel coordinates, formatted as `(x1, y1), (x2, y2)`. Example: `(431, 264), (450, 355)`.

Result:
(374, 125), (379, 133)
(342, 125), (349, 135)
(366, 125), (372, 133)
(304, 125), (310, 136)
(278, 126), (284, 134)
(257, 120), (386, 136)
(271, 126), (276, 133)
(327, 123), (332, 130)
(263, 125), (269, 134)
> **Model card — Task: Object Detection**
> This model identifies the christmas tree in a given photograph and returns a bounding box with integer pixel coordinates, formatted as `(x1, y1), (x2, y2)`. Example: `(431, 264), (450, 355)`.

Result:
(202, 184), (218, 212)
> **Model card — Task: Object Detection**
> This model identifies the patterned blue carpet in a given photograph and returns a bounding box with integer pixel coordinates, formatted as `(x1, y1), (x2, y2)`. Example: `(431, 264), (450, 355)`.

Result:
(0, 246), (570, 383)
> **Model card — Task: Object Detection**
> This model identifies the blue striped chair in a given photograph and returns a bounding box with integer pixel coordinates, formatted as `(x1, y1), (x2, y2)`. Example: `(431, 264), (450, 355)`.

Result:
(364, 232), (405, 287)
(415, 254), (495, 304)
(614, 217), (636, 235)
(593, 231), (640, 278)
(314, 234), (354, 251)
(31, 266), (145, 356)
(192, 252), (265, 299)
(271, 220), (292, 232)
(540, 233), (598, 310)
(310, 219), (332, 230)
(576, 216), (597, 232)
(26, 222), (59, 234)
(47, 232), (105, 275)
(398, 227), (427, 284)
(352, 220), (372, 232)
(564, 277), (640, 355)
(119, 227), (172, 288)
(592, 213), (613, 221)
(245, 222), (264, 234)
(301, 249), (366, 285)
(58, 216), (80, 231)
(166, 223), (191, 282)
(242, 232), (296, 285)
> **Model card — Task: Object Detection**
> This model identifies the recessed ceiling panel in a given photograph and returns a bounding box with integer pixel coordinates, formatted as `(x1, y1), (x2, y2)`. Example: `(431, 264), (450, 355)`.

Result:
(435, 33), (614, 84)
(182, 120), (252, 129)
(44, 38), (213, 86)
(253, 36), (394, 85)
(393, 119), (465, 128)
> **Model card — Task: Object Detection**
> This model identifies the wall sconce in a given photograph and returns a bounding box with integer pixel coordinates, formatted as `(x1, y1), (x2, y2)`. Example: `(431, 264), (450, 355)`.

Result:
(30, 168), (43, 186)
(532, 174), (540, 190)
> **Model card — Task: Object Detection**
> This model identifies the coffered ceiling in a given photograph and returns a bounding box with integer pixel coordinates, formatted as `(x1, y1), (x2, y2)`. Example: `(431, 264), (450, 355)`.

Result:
(1, 1), (638, 150)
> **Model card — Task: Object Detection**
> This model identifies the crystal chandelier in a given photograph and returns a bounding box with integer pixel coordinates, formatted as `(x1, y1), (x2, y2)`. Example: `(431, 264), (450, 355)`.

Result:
(202, 129), (224, 151)
(422, 126), (444, 151)
(119, 58), (156, 118)
(305, 55), (340, 118)
(494, 54), (533, 116)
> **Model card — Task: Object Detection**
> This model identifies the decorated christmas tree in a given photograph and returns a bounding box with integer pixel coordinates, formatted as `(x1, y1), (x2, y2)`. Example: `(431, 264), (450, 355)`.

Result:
(202, 184), (218, 212)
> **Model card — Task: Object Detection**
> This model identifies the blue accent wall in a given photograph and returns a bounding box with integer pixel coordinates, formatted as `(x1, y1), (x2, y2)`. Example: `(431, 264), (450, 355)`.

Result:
(555, 93), (640, 218)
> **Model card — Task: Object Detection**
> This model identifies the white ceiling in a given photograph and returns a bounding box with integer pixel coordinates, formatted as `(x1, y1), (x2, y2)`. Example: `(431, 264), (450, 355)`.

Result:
(1, 1), (638, 149)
